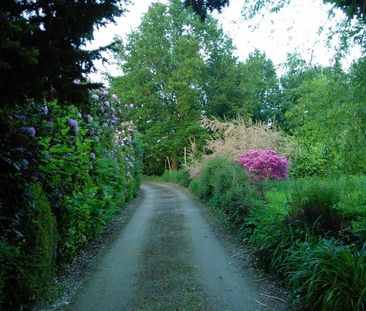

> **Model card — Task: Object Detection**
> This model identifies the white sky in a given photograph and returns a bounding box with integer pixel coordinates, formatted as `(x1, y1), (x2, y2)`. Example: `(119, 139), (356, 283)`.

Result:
(87, 0), (362, 82)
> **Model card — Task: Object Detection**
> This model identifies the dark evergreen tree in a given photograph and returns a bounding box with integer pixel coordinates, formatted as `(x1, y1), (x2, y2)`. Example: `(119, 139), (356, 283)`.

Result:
(0, 3), (127, 307)
(184, 0), (230, 20)
(0, 0), (126, 107)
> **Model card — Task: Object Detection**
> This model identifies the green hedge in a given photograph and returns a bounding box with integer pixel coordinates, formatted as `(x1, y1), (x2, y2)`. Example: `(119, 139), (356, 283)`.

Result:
(0, 93), (143, 309)
(2, 183), (57, 309)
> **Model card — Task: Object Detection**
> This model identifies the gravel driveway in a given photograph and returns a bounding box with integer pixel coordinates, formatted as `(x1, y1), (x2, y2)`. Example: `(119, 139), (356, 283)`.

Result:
(62, 182), (287, 311)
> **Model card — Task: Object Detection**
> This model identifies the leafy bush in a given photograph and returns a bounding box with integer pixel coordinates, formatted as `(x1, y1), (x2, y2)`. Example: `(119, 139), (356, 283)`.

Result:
(0, 241), (17, 308)
(190, 172), (366, 310)
(242, 177), (366, 310)
(239, 149), (289, 180)
(244, 190), (293, 272)
(289, 144), (328, 177)
(286, 179), (346, 237)
(3, 183), (57, 310)
(162, 170), (192, 187)
(190, 157), (258, 231)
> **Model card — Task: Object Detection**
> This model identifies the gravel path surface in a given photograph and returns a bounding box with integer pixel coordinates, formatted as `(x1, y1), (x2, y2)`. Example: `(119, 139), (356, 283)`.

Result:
(59, 182), (287, 311)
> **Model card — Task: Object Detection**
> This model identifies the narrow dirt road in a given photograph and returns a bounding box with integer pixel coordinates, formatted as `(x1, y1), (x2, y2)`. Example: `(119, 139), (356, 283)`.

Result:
(67, 182), (286, 311)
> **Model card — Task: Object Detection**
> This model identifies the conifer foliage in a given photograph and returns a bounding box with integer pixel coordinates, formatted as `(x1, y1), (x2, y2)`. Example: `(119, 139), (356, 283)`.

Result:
(0, 0), (126, 106)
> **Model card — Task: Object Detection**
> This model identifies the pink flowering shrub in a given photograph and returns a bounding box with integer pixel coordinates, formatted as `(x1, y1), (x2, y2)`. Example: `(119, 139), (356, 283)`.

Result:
(239, 149), (289, 180)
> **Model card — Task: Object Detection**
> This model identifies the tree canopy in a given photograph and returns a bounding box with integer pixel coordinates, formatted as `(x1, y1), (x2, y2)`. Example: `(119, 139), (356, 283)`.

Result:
(0, 0), (126, 107)
(186, 0), (366, 22)
(183, 0), (230, 20)
(111, 0), (252, 174)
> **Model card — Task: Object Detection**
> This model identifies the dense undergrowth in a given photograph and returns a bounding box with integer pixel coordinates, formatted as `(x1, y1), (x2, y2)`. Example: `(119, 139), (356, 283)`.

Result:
(158, 159), (366, 311)
(0, 92), (143, 309)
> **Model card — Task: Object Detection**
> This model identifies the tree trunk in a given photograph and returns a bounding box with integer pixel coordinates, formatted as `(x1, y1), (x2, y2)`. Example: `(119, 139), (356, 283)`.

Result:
(171, 157), (178, 171)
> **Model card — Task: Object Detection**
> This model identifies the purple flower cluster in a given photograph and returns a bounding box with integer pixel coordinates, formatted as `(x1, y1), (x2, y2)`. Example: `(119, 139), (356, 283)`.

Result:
(26, 127), (36, 138)
(112, 94), (120, 103)
(41, 105), (48, 115)
(110, 114), (117, 125)
(67, 119), (79, 132)
(239, 149), (289, 180)
(86, 114), (93, 123)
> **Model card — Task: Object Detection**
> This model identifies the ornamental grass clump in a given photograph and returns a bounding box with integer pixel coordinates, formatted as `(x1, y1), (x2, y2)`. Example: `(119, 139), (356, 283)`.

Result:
(186, 117), (292, 177)
(239, 149), (289, 180)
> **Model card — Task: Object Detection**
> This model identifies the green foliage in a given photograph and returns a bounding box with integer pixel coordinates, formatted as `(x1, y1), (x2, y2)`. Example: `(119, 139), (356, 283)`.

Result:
(0, 241), (17, 307)
(285, 240), (366, 311)
(112, 0), (266, 173)
(282, 59), (366, 177)
(0, 0), (126, 107)
(3, 183), (57, 310)
(244, 189), (293, 272)
(36, 98), (142, 262)
(286, 179), (346, 238)
(0, 94), (143, 308)
(111, 0), (208, 173)
(190, 157), (258, 231)
(237, 50), (280, 122)
(0, 1), (142, 308)
(245, 177), (366, 310)
(289, 145), (328, 177)
(190, 167), (366, 310)
(162, 170), (192, 187)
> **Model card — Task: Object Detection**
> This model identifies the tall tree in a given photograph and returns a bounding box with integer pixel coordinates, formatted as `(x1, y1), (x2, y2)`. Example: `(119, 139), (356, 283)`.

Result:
(237, 50), (280, 123)
(198, 17), (244, 119)
(284, 62), (366, 176)
(111, 1), (206, 174)
(111, 0), (241, 174)
(279, 53), (325, 130)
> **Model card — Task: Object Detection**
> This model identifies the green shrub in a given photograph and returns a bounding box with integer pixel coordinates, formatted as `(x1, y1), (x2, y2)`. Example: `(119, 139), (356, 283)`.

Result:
(289, 145), (327, 177)
(287, 179), (346, 237)
(162, 169), (192, 187)
(245, 196), (292, 272)
(285, 240), (366, 311)
(1, 91), (143, 308)
(190, 157), (258, 231)
(4, 183), (57, 309)
(336, 176), (366, 243)
(0, 242), (18, 308)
